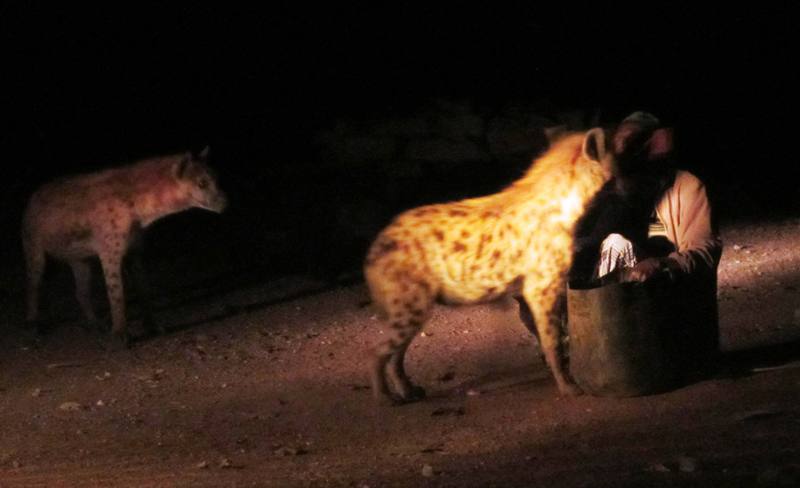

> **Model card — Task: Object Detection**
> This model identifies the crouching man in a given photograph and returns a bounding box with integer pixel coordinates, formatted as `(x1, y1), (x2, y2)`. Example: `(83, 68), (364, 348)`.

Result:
(571, 111), (723, 377)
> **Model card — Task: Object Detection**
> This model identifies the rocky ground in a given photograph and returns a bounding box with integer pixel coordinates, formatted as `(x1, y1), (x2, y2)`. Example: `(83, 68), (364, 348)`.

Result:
(1, 217), (799, 487)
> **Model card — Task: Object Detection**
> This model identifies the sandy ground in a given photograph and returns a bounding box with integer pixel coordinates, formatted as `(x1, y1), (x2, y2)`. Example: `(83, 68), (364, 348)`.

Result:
(1, 217), (800, 487)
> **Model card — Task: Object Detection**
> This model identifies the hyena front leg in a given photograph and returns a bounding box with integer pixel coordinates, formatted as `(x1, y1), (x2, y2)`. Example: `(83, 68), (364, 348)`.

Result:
(523, 280), (582, 397)
(125, 247), (161, 335)
(98, 251), (129, 349)
(69, 259), (98, 329)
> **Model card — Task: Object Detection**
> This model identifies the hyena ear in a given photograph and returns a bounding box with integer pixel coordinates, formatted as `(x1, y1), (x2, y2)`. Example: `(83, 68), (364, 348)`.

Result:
(198, 145), (210, 161)
(581, 127), (607, 162)
(174, 152), (192, 179)
(647, 128), (673, 160)
(544, 125), (568, 144)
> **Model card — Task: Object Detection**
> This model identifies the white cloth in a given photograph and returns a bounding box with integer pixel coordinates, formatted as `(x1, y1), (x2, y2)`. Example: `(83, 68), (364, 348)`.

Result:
(596, 233), (637, 278)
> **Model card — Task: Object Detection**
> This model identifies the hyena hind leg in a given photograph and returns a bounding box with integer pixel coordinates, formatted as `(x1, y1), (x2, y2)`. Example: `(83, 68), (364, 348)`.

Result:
(371, 319), (426, 405)
(124, 250), (162, 335)
(387, 326), (427, 401)
(69, 260), (99, 330)
(368, 273), (434, 405)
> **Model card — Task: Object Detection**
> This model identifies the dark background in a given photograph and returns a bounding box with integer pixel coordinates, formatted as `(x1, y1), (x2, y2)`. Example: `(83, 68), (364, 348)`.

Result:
(1, 4), (796, 286)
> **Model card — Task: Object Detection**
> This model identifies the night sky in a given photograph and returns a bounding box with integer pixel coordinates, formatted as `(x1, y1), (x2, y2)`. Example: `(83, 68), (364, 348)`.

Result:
(1, 5), (796, 277)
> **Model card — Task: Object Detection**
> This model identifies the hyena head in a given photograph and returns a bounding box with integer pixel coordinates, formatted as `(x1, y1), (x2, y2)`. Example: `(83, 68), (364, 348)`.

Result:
(610, 114), (674, 198)
(172, 146), (228, 213)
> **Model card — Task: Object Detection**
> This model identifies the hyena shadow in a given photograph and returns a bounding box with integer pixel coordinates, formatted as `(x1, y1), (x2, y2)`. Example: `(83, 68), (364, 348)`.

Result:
(713, 339), (800, 380)
(125, 272), (363, 344)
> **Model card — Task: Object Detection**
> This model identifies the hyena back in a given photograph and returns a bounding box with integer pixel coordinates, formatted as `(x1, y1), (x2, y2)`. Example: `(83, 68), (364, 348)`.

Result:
(364, 129), (614, 404)
(22, 146), (227, 348)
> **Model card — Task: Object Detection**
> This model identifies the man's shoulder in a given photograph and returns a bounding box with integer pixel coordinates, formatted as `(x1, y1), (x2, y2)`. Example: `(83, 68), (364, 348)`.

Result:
(673, 170), (707, 191)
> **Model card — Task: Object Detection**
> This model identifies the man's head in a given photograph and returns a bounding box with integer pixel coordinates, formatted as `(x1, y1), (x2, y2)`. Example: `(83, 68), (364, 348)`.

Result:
(611, 111), (675, 198)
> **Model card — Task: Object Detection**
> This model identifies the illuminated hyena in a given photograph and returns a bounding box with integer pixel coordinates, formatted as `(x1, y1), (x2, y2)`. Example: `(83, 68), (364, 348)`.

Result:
(364, 129), (615, 404)
(22, 147), (227, 348)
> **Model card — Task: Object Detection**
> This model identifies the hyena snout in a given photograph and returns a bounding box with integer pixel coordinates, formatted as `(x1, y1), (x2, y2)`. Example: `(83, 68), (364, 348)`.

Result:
(207, 190), (228, 213)
(190, 180), (227, 213)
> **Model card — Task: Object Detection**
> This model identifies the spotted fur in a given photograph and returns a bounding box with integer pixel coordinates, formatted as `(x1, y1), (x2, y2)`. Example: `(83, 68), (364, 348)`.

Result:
(364, 129), (614, 404)
(22, 147), (227, 348)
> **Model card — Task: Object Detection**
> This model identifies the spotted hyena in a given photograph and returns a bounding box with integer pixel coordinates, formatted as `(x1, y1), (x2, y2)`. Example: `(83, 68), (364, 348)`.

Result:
(364, 128), (615, 404)
(22, 146), (227, 348)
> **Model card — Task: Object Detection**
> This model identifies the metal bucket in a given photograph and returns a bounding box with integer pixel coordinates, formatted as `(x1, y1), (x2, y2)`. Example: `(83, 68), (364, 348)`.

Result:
(567, 280), (683, 397)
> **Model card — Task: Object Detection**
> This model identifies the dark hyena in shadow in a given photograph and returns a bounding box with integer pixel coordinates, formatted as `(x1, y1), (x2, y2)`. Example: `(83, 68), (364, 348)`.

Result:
(22, 147), (227, 348)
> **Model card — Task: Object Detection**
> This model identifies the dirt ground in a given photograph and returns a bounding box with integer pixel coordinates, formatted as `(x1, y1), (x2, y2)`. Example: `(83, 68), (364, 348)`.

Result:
(1, 217), (800, 488)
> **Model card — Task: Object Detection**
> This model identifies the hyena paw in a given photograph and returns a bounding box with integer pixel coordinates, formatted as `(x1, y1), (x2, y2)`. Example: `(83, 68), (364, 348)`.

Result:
(374, 390), (419, 407)
(376, 394), (406, 407)
(143, 318), (165, 336)
(108, 332), (131, 352)
(559, 382), (584, 397)
(402, 385), (427, 402)
(27, 319), (53, 336)
(78, 319), (100, 333)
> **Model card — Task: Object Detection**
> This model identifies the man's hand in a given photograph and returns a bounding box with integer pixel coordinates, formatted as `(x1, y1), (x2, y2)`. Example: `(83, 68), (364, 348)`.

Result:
(624, 257), (679, 283)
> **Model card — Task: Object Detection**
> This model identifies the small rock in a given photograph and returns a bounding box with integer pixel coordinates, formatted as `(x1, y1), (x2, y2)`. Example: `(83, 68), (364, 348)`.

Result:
(195, 461), (209, 469)
(736, 409), (783, 422)
(12, 460), (22, 469)
(420, 445), (445, 454)
(733, 244), (742, 250)
(31, 388), (42, 397)
(96, 400), (105, 407)
(649, 463), (671, 473)
(421, 464), (435, 477)
(46, 362), (82, 369)
(420, 331), (432, 337)
(218, 457), (245, 469)
(58, 402), (83, 411)
(431, 406), (465, 417)
(274, 446), (307, 456)
(466, 388), (481, 397)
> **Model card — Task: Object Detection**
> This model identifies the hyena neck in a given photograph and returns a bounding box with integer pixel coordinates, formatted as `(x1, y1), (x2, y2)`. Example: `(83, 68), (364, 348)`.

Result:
(131, 157), (194, 227)
(500, 161), (606, 236)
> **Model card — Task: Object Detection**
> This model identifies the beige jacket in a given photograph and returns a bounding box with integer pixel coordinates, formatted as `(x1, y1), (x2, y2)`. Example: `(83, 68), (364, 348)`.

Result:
(655, 170), (723, 276)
